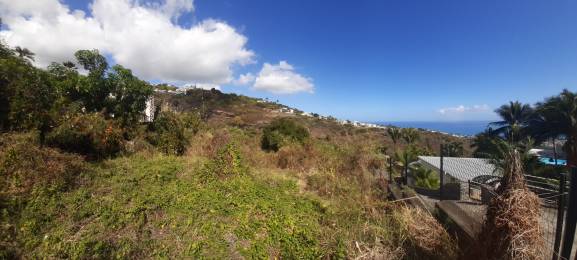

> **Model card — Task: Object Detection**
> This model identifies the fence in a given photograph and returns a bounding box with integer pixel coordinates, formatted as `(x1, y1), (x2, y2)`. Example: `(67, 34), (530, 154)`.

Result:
(400, 144), (577, 260)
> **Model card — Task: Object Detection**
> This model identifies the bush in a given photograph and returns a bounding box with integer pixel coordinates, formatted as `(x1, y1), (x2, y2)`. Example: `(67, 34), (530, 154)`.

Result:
(276, 143), (316, 171)
(0, 133), (86, 258)
(261, 118), (309, 152)
(411, 165), (440, 189)
(0, 133), (86, 197)
(179, 112), (203, 134)
(202, 142), (248, 179)
(46, 113), (124, 159)
(147, 111), (188, 156)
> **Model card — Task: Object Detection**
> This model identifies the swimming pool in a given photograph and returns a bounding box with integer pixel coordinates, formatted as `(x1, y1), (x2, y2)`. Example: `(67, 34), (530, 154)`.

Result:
(539, 157), (567, 166)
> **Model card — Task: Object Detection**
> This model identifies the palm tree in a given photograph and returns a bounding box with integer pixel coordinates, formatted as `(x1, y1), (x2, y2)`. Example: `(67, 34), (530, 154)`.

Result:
(490, 101), (534, 143)
(443, 141), (464, 157)
(401, 128), (420, 145)
(411, 164), (440, 189)
(531, 89), (577, 167)
(387, 127), (402, 150)
(472, 130), (498, 158)
(14, 46), (35, 62)
(395, 146), (419, 184)
(486, 137), (538, 176)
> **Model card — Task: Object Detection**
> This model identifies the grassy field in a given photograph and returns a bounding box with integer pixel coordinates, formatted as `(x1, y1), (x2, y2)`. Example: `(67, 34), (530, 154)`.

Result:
(1, 135), (399, 258)
(1, 90), (465, 259)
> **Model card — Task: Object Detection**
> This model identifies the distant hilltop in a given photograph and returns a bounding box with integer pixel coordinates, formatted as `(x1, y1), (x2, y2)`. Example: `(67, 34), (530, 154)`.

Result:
(150, 84), (390, 130)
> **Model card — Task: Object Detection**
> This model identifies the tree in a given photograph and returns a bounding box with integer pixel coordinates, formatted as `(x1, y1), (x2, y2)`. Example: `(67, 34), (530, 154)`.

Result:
(411, 164), (440, 189)
(472, 130), (497, 158)
(531, 89), (577, 167)
(14, 46), (34, 62)
(395, 146), (419, 184)
(261, 118), (309, 152)
(0, 45), (55, 141)
(47, 62), (81, 103)
(490, 101), (534, 143)
(147, 111), (188, 155)
(401, 128), (420, 145)
(74, 49), (110, 112)
(107, 65), (153, 127)
(387, 127), (402, 150)
(443, 141), (464, 157)
(484, 137), (538, 175)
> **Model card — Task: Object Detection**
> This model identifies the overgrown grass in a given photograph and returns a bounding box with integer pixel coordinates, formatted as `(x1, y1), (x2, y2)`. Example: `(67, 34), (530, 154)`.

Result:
(1, 122), (460, 259)
(4, 152), (369, 258)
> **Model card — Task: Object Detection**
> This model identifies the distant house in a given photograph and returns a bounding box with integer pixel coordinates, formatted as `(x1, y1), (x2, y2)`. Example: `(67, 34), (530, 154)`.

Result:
(410, 156), (500, 199)
(279, 107), (295, 114)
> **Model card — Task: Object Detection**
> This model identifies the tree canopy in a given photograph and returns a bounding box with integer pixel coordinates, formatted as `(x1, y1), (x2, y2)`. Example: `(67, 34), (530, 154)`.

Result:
(0, 44), (153, 145)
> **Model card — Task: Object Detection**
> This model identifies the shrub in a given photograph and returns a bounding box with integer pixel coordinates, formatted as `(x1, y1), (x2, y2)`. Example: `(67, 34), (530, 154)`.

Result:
(276, 143), (316, 171)
(147, 111), (188, 156)
(179, 112), (203, 134)
(202, 142), (248, 179)
(0, 133), (85, 197)
(411, 165), (440, 189)
(0, 133), (85, 258)
(261, 118), (309, 152)
(46, 113), (123, 159)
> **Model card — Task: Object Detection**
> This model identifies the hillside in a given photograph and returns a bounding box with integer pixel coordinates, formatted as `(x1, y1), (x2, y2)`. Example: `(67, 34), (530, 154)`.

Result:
(155, 88), (473, 157)
(1, 87), (466, 259)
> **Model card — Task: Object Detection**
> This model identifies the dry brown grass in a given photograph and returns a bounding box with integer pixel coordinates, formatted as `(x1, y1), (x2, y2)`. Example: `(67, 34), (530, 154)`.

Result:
(474, 149), (544, 260)
(352, 242), (406, 260)
(392, 205), (458, 260)
(276, 143), (317, 171)
(0, 133), (86, 198)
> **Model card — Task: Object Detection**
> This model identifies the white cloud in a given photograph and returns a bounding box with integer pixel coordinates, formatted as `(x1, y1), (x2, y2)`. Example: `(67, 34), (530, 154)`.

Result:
(0, 0), (254, 86)
(438, 104), (490, 115)
(253, 61), (314, 94)
(233, 73), (255, 85)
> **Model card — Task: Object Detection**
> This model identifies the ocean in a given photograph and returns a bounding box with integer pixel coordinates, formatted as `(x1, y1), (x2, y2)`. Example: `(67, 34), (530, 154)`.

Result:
(375, 121), (491, 136)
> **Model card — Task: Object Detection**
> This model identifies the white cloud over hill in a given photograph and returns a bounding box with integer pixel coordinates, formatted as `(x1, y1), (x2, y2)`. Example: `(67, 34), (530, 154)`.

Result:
(0, 0), (253, 86)
(0, 0), (315, 94)
(253, 61), (314, 94)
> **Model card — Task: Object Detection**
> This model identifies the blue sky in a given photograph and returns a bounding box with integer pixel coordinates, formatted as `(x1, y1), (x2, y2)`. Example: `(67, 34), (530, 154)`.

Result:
(4, 0), (577, 122)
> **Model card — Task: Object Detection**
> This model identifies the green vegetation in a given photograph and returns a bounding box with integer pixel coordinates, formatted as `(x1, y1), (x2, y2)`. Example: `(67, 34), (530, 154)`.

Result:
(0, 40), (470, 258)
(442, 141), (464, 157)
(147, 111), (189, 156)
(0, 129), (402, 258)
(261, 118), (310, 152)
(46, 112), (124, 159)
(473, 89), (577, 176)
(0, 42), (155, 148)
(411, 165), (440, 189)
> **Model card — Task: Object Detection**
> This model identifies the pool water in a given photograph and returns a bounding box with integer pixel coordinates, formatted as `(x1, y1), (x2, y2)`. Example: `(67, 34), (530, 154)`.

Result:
(539, 157), (567, 166)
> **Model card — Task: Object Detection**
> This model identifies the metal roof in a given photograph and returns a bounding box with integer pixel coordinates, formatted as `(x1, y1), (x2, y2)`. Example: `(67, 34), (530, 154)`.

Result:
(417, 156), (501, 182)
